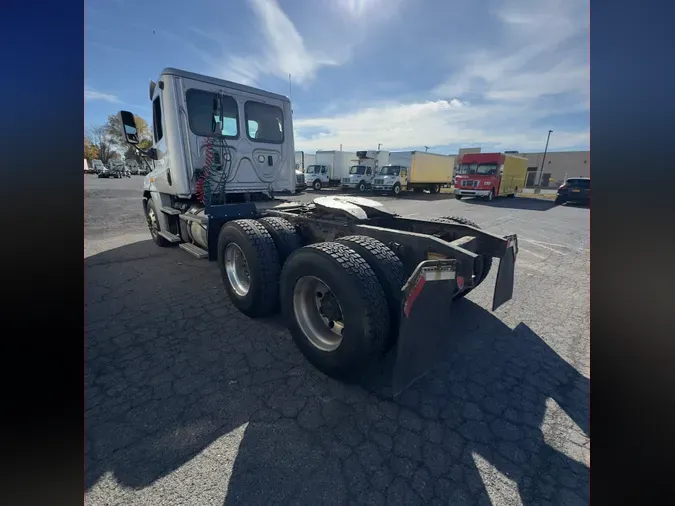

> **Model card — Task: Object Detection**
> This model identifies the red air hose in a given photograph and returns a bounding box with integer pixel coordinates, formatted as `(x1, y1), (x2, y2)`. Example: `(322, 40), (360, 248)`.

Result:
(195, 136), (215, 204)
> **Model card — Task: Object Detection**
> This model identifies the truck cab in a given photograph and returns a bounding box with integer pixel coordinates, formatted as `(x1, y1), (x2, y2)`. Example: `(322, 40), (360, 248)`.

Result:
(305, 164), (330, 190)
(454, 152), (527, 201)
(372, 164), (408, 195)
(341, 165), (374, 192)
(91, 159), (105, 174)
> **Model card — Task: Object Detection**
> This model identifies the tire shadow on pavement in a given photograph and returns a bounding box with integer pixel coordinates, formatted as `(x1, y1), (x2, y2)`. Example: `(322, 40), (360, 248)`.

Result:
(85, 241), (589, 506)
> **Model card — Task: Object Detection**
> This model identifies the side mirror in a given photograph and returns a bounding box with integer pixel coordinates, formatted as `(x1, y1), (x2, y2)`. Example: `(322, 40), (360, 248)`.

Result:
(118, 110), (139, 145)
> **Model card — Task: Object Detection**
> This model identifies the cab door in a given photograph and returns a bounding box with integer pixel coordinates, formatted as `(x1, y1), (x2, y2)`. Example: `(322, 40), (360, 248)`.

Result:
(150, 88), (171, 192)
(400, 167), (408, 189)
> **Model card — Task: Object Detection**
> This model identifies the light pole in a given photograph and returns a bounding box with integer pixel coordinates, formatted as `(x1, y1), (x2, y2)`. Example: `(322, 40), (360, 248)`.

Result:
(377, 143), (382, 151)
(535, 129), (553, 194)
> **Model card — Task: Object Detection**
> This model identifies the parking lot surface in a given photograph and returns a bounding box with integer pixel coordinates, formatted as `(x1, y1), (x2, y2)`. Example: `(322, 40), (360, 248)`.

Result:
(85, 175), (589, 506)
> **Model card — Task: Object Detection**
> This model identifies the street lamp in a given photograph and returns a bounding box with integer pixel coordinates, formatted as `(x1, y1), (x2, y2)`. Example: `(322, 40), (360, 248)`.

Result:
(377, 143), (382, 151)
(535, 130), (553, 194)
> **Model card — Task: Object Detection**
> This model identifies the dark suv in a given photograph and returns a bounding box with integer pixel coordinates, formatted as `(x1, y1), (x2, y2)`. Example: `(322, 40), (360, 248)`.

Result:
(555, 177), (590, 205)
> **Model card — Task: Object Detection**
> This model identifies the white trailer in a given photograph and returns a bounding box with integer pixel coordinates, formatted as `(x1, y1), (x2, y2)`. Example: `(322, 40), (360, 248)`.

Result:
(295, 151), (315, 171)
(306, 150), (356, 190)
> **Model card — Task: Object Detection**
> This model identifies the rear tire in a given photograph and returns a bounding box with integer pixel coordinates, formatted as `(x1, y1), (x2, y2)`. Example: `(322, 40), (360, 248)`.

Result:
(430, 184), (441, 194)
(431, 216), (493, 298)
(258, 216), (303, 264)
(337, 236), (406, 352)
(217, 219), (281, 317)
(280, 242), (390, 380)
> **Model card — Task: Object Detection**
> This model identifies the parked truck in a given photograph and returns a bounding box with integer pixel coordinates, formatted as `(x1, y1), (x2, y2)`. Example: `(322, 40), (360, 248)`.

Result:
(116, 67), (519, 394)
(91, 159), (106, 174)
(341, 150), (390, 192)
(373, 151), (454, 196)
(294, 151), (314, 192)
(454, 152), (527, 200)
(295, 151), (315, 171)
(306, 150), (356, 190)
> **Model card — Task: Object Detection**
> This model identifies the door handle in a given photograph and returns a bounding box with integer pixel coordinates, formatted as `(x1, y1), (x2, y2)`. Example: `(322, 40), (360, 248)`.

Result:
(268, 155), (273, 166)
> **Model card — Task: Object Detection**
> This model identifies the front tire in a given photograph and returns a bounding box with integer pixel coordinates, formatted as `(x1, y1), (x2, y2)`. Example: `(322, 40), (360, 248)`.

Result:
(392, 183), (402, 197)
(144, 198), (171, 247)
(280, 242), (390, 380)
(217, 219), (281, 317)
(486, 189), (495, 201)
(358, 181), (367, 192)
(455, 194), (463, 200)
(313, 179), (322, 191)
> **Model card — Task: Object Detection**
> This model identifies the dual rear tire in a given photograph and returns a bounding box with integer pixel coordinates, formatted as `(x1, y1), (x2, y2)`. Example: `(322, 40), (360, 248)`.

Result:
(217, 217), (406, 379)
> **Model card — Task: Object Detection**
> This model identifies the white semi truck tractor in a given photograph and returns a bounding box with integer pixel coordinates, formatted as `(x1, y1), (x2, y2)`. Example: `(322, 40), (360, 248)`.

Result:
(118, 67), (519, 394)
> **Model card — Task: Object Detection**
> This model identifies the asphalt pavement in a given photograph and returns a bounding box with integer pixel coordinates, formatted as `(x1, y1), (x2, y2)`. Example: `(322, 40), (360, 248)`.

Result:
(85, 174), (590, 506)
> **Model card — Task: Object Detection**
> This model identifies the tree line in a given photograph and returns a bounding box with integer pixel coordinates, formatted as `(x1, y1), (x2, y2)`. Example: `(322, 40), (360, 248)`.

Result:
(84, 114), (153, 165)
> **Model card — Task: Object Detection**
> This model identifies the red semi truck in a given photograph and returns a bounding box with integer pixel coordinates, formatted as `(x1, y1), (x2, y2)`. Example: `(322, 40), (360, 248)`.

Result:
(454, 152), (528, 201)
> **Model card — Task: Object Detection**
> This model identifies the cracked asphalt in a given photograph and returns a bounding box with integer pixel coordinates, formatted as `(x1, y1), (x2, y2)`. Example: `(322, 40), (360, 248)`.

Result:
(85, 175), (590, 506)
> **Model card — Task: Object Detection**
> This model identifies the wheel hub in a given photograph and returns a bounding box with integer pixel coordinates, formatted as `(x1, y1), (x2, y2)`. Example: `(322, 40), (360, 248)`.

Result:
(318, 291), (342, 321)
(293, 276), (345, 352)
(224, 243), (251, 297)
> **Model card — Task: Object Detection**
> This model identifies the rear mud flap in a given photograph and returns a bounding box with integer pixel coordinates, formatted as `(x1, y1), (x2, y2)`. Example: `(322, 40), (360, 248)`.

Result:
(393, 260), (458, 396)
(491, 239), (516, 311)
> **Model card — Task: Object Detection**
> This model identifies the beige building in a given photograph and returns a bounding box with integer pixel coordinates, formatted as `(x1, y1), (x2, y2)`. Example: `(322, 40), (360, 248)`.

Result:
(520, 150), (590, 188)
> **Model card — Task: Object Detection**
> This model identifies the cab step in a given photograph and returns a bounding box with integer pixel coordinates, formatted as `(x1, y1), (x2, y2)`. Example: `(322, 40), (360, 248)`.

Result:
(160, 206), (181, 215)
(179, 243), (208, 259)
(158, 231), (182, 243)
(179, 213), (208, 225)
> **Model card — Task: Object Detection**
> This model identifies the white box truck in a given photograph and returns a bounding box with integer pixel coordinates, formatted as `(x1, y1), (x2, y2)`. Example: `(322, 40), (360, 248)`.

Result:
(341, 150), (391, 192)
(372, 151), (455, 196)
(306, 150), (356, 190)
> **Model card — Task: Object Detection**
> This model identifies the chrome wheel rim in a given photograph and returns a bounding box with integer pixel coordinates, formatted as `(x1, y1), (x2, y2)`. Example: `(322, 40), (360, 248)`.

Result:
(394, 185), (400, 195)
(293, 276), (345, 352)
(224, 243), (251, 297)
(147, 206), (159, 238)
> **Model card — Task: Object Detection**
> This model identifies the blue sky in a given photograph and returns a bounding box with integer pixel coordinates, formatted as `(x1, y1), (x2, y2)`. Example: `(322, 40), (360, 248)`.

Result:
(85, 0), (589, 153)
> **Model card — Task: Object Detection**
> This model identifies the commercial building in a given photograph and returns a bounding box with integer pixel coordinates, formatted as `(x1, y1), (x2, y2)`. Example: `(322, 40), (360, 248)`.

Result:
(519, 150), (590, 188)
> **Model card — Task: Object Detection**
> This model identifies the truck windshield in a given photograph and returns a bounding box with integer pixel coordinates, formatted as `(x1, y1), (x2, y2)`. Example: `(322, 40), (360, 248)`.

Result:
(379, 166), (401, 176)
(458, 163), (498, 175)
(349, 165), (366, 175)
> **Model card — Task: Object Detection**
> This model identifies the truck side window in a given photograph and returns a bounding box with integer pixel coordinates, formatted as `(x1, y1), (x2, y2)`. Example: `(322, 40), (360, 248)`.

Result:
(152, 96), (164, 143)
(321, 166), (327, 174)
(186, 89), (239, 138)
(366, 167), (372, 176)
(245, 101), (284, 144)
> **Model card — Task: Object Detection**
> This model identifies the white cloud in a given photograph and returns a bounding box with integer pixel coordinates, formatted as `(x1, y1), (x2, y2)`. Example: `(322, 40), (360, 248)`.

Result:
(85, 87), (120, 103)
(211, 0), (401, 87)
(294, 0), (589, 153)
(215, 0), (338, 86)
(293, 97), (589, 153)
